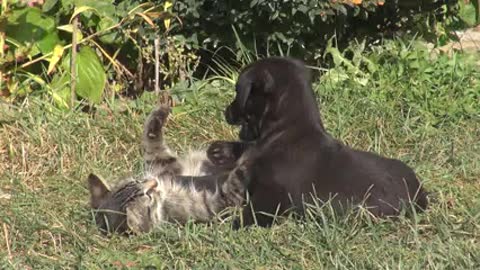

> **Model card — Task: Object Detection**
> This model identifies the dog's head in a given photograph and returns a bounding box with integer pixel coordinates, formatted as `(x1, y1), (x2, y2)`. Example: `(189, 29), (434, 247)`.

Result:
(226, 57), (320, 141)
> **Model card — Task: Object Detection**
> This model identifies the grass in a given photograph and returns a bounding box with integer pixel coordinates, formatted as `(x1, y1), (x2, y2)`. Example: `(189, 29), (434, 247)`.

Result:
(1, 40), (480, 269)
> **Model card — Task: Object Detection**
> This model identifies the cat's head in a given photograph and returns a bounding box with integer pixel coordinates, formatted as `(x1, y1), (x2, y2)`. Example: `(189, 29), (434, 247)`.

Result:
(87, 173), (159, 235)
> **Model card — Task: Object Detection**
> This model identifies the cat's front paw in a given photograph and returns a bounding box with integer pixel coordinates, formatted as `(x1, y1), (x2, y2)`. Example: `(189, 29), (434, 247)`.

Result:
(207, 141), (237, 165)
(145, 105), (170, 139)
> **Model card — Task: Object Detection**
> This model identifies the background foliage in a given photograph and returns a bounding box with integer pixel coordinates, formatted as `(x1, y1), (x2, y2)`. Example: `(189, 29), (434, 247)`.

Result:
(0, 0), (478, 107)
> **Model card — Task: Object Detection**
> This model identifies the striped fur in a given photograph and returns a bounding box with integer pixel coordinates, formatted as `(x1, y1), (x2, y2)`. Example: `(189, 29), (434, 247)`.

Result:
(88, 105), (248, 234)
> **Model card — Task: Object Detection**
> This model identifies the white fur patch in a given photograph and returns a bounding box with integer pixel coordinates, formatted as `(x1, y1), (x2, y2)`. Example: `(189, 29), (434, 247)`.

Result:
(147, 174), (221, 224)
(177, 149), (210, 176)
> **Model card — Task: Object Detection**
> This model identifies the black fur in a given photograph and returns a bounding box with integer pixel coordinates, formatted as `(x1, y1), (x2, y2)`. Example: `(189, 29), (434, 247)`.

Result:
(224, 57), (429, 227)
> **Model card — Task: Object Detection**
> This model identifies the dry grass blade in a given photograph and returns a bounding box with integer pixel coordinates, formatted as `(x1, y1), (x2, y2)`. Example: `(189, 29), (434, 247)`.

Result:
(3, 223), (12, 263)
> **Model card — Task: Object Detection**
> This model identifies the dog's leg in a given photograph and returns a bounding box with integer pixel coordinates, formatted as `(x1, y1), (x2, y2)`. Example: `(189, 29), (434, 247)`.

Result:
(233, 181), (285, 229)
(235, 196), (276, 229)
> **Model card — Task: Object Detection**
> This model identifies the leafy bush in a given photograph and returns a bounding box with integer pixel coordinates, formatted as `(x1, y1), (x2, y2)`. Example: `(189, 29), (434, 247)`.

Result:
(1, 0), (197, 107)
(174, 0), (461, 63)
(0, 0), (471, 107)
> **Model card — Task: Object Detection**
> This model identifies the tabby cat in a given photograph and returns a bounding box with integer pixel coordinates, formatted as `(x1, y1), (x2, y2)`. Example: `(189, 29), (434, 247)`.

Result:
(88, 105), (249, 234)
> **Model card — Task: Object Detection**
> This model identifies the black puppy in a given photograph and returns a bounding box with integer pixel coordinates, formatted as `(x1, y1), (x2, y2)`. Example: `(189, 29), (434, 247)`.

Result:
(216, 57), (429, 227)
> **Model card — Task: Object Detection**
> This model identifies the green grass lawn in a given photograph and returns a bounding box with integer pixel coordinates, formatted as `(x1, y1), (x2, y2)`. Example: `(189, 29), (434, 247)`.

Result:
(1, 42), (480, 269)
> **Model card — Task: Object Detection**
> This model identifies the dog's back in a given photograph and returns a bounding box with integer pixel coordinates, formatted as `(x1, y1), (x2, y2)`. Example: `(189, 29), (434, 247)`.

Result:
(248, 131), (428, 223)
(323, 145), (428, 215)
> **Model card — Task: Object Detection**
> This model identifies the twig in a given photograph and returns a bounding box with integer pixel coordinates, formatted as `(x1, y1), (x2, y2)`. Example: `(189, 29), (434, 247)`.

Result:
(3, 223), (12, 263)
(0, 31), (5, 92)
(116, 61), (135, 79)
(70, 16), (79, 108)
(134, 42), (143, 94)
(476, 0), (480, 24)
(90, 40), (122, 72)
(154, 36), (160, 94)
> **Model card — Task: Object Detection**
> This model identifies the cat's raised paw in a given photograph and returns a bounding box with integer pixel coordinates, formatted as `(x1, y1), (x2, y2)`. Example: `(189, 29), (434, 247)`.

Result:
(207, 141), (237, 165)
(146, 105), (171, 139)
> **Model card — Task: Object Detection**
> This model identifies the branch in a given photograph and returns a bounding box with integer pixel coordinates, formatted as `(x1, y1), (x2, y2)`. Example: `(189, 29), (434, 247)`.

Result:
(70, 16), (79, 108)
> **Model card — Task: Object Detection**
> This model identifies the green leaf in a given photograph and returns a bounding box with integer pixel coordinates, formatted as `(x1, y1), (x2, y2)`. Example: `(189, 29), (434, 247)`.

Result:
(43, 0), (59, 12)
(5, 7), (60, 55)
(297, 4), (308, 14)
(74, 0), (116, 19)
(70, 6), (97, 22)
(75, 46), (106, 103)
(61, 46), (106, 104)
(60, 0), (74, 10)
(97, 17), (119, 44)
(335, 5), (348, 16)
(38, 31), (62, 54)
(50, 72), (71, 109)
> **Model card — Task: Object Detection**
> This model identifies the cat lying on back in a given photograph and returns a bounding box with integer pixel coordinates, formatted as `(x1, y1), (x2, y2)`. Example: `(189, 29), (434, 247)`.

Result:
(87, 105), (249, 234)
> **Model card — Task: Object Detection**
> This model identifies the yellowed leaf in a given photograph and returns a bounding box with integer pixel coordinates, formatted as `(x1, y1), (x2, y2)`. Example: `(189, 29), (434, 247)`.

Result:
(163, 1), (173, 30)
(135, 12), (156, 28)
(145, 11), (169, 19)
(47, 45), (65, 75)
(75, 31), (83, 42)
(163, 1), (172, 10)
(57, 24), (73, 33)
(70, 6), (97, 23)
(164, 18), (171, 30)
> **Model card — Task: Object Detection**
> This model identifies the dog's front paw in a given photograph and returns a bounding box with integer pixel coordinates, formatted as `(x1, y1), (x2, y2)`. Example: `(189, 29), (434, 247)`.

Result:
(145, 105), (170, 139)
(207, 141), (237, 165)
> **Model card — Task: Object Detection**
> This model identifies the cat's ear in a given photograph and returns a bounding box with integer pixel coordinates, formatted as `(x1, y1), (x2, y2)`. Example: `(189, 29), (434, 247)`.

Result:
(87, 173), (110, 209)
(126, 204), (152, 234)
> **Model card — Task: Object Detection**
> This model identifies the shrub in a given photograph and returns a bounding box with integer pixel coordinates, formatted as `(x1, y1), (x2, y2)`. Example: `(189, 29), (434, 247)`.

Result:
(174, 0), (461, 63)
(0, 0), (469, 107)
(0, 0), (197, 106)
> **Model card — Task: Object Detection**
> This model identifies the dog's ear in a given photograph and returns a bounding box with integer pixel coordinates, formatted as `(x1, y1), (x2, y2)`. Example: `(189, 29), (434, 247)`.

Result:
(236, 69), (274, 110)
(262, 70), (274, 93)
